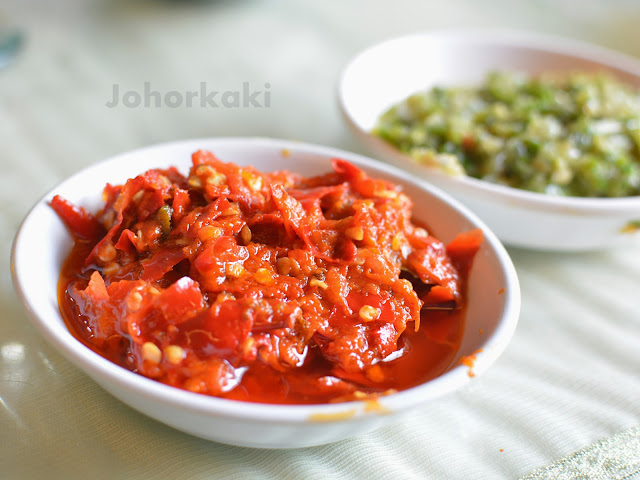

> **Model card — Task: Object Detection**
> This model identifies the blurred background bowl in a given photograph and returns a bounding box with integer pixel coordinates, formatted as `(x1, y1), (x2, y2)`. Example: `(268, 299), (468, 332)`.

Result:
(338, 29), (640, 250)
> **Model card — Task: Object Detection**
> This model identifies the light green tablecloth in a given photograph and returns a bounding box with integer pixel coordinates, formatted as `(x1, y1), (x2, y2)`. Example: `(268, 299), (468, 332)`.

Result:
(2, 1), (640, 478)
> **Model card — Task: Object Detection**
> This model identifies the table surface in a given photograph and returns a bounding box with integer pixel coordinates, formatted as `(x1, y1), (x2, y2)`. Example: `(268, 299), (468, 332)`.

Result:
(2, 1), (640, 479)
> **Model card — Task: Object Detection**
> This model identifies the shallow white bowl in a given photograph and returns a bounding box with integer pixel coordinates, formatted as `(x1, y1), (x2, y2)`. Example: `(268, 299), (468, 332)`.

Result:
(339, 30), (640, 250)
(11, 137), (519, 448)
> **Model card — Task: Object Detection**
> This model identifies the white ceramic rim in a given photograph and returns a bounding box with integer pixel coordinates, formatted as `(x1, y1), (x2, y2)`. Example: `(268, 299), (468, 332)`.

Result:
(338, 28), (640, 215)
(11, 137), (520, 424)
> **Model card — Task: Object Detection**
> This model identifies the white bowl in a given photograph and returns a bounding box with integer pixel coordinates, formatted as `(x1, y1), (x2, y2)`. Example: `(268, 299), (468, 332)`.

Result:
(11, 138), (520, 448)
(338, 30), (640, 250)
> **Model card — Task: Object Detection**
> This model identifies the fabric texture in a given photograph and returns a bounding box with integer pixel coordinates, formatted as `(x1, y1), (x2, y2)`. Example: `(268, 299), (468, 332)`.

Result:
(2, 1), (640, 478)
(520, 427), (640, 480)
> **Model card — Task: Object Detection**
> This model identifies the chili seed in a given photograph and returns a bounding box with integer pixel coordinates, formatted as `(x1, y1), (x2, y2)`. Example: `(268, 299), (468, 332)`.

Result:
(375, 189), (398, 199)
(242, 337), (255, 357)
(198, 225), (223, 241)
(240, 225), (252, 245)
(206, 172), (227, 187)
(289, 258), (301, 275)
(126, 291), (143, 312)
(164, 345), (185, 365)
(97, 242), (117, 263)
(102, 210), (116, 229)
(141, 342), (162, 364)
(222, 203), (241, 216)
(102, 262), (121, 276)
(345, 226), (364, 241)
(132, 190), (144, 203)
(195, 164), (214, 175)
(156, 205), (172, 236)
(255, 267), (273, 285)
(353, 390), (369, 399)
(217, 292), (236, 302)
(242, 171), (263, 191)
(414, 227), (428, 238)
(309, 278), (328, 289)
(359, 305), (381, 322)
(188, 176), (202, 188)
(391, 233), (403, 251)
(312, 268), (326, 280)
(276, 257), (292, 275)
(226, 263), (245, 278)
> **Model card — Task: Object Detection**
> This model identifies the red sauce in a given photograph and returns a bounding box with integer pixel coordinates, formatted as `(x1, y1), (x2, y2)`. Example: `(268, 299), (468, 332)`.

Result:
(457, 349), (483, 378)
(53, 151), (481, 404)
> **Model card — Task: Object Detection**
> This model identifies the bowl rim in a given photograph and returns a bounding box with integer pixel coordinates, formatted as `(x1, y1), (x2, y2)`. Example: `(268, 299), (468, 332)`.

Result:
(338, 28), (640, 215)
(11, 136), (520, 423)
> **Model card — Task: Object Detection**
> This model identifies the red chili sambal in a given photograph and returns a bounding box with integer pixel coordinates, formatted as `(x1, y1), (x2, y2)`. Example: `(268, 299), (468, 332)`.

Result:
(52, 151), (482, 404)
